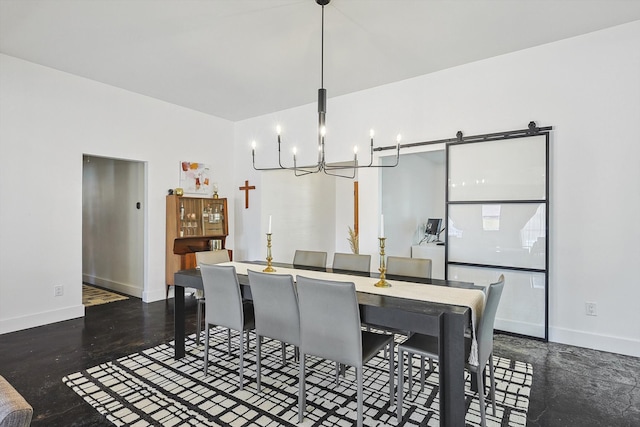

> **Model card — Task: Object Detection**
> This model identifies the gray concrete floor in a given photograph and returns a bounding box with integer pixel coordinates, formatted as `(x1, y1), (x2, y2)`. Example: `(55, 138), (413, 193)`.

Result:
(494, 334), (640, 426)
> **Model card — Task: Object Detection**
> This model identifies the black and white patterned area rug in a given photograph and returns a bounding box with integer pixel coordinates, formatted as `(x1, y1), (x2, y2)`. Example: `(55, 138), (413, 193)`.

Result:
(63, 331), (532, 426)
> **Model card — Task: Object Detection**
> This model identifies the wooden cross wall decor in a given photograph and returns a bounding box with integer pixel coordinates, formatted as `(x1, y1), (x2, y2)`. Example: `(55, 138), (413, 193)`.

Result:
(239, 180), (256, 209)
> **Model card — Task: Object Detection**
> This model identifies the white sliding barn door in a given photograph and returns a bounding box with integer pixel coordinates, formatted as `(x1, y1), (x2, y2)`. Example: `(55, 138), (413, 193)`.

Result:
(446, 132), (550, 340)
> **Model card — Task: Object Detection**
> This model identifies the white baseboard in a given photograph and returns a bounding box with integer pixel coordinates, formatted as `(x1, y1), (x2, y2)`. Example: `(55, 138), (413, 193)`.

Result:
(143, 286), (170, 303)
(83, 274), (143, 298)
(549, 326), (640, 358)
(495, 317), (639, 357)
(0, 304), (85, 335)
(495, 318), (545, 339)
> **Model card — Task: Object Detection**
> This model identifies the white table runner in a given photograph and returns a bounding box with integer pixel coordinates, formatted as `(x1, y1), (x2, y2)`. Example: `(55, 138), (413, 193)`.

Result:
(225, 262), (484, 323)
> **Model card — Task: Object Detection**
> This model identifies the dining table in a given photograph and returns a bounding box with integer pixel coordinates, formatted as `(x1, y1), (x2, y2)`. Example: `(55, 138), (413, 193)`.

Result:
(173, 261), (485, 427)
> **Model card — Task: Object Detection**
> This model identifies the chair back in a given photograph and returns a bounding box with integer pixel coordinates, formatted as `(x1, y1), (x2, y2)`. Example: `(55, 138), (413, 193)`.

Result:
(196, 250), (230, 266)
(293, 250), (327, 268)
(248, 270), (300, 346)
(296, 275), (362, 367)
(201, 264), (244, 331)
(386, 256), (432, 279)
(332, 253), (371, 273)
(477, 275), (505, 365)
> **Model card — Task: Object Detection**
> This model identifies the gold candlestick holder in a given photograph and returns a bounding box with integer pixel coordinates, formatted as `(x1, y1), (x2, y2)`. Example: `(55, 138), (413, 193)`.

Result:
(374, 237), (391, 287)
(263, 233), (276, 272)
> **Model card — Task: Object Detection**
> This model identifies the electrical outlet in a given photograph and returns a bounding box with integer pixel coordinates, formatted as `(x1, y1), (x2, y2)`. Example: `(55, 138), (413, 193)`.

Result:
(54, 285), (64, 297)
(585, 302), (597, 316)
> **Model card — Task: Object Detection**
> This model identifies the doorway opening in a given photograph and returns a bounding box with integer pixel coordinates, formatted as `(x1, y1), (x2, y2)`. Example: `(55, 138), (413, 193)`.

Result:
(82, 155), (145, 301)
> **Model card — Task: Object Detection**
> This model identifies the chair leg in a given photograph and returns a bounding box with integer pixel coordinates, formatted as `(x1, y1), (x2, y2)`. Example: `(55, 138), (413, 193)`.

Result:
(388, 341), (395, 406)
(196, 301), (202, 346)
(357, 365), (363, 427)
(407, 353), (413, 398)
(477, 367), (487, 427)
(239, 329), (245, 390)
(489, 354), (497, 416)
(227, 329), (232, 356)
(203, 324), (210, 376)
(257, 335), (262, 392)
(281, 341), (286, 366)
(397, 348), (405, 423)
(246, 329), (250, 353)
(335, 362), (340, 386)
(298, 353), (306, 423)
(420, 356), (425, 393)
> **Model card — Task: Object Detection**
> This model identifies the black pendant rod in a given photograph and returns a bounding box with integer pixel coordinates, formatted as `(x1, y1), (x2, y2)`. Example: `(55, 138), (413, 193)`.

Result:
(320, 2), (325, 90)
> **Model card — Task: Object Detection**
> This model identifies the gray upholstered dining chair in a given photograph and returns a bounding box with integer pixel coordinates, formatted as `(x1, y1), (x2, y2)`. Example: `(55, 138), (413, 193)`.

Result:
(296, 275), (394, 427)
(380, 255), (433, 359)
(292, 250), (327, 268)
(396, 275), (505, 427)
(332, 252), (371, 273)
(386, 256), (432, 279)
(201, 264), (255, 390)
(195, 250), (231, 346)
(247, 270), (300, 392)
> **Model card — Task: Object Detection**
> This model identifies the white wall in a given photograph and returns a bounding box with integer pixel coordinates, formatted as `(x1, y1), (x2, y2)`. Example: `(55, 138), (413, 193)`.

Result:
(382, 149), (445, 257)
(261, 170), (336, 265)
(0, 54), (234, 333)
(233, 21), (640, 357)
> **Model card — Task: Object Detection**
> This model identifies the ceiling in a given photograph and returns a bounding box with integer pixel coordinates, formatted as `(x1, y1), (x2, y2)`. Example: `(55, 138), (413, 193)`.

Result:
(2, 0), (640, 122)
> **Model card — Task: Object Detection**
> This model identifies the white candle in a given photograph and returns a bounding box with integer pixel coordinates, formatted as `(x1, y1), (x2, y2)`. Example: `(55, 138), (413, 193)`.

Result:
(268, 215), (272, 234)
(380, 214), (384, 238)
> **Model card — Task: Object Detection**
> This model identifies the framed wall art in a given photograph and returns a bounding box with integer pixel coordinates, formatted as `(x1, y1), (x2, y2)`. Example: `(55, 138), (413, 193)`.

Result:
(179, 161), (212, 195)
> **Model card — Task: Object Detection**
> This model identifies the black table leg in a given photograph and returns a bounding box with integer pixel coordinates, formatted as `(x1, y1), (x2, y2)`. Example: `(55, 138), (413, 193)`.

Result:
(439, 311), (466, 427)
(174, 285), (186, 359)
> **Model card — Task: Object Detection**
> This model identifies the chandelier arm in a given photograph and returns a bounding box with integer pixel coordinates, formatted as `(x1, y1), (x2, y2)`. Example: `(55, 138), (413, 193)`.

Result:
(253, 165), (288, 171)
(294, 155), (322, 175)
(294, 162), (322, 176)
(293, 165), (322, 174)
(276, 135), (323, 172)
(323, 167), (357, 179)
(324, 135), (403, 170)
(253, 151), (289, 171)
(295, 168), (321, 177)
(373, 146), (401, 168)
(323, 148), (399, 170)
(277, 136), (288, 169)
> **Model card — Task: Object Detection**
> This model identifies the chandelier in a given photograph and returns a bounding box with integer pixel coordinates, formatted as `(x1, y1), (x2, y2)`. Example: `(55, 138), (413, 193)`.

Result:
(251, 0), (400, 179)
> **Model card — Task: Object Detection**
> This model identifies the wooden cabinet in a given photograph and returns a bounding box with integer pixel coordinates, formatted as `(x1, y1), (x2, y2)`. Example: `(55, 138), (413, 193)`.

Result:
(165, 195), (229, 295)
